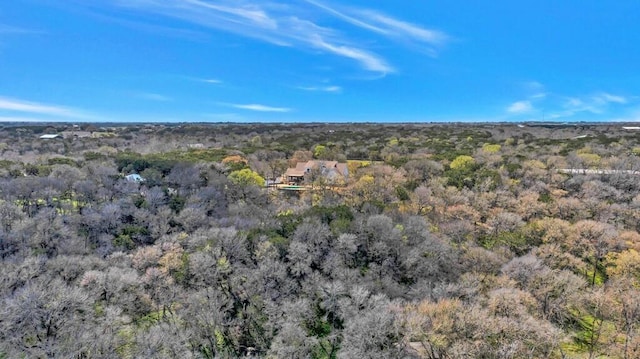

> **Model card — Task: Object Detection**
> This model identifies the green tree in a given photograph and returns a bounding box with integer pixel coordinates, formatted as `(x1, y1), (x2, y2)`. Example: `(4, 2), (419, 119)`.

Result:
(450, 155), (475, 170)
(446, 155), (478, 189)
(482, 143), (501, 153)
(314, 145), (327, 159)
(228, 168), (265, 187)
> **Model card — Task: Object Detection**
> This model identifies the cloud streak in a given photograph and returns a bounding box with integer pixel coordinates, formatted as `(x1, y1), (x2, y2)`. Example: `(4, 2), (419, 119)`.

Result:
(298, 85), (342, 93)
(507, 101), (533, 114)
(0, 96), (99, 120)
(305, 0), (448, 55)
(201, 78), (223, 84)
(132, 92), (173, 102)
(310, 35), (392, 73)
(228, 103), (292, 112)
(0, 96), (79, 117)
(88, 0), (447, 74)
(0, 116), (59, 122)
(594, 92), (627, 105)
(361, 10), (448, 48)
(505, 84), (633, 121)
(556, 93), (629, 118)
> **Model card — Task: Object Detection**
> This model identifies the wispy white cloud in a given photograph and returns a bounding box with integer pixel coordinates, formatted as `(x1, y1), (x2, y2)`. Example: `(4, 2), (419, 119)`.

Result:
(559, 93), (628, 116)
(594, 92), (627, 104)
(506, 81), (633, 121)
(536, 91), (630, 120)
(304, 0), (448, 55)
(181, 76), (224, 84)
(0, 96), (84, 117)
(86, 0), (446, 74)
(201, 78), (223, 84)
(564, 97), (587, 110)
(303, 0), (385, 33)
(0, 116), (60, 122)
(101, 0), (291, 46)
(507, 100), (533, 114)
(132, 92), (173, 101)
(522, 81), (546, 99)
(0, 96), (104, 121)
(228, 103), (292, 112)
(361, 11), (448, 45)
(524, 81), (544, 91)
(298, 85), (342, 93)
(181, 0), (278, 29)
(309, 35), (393, 73)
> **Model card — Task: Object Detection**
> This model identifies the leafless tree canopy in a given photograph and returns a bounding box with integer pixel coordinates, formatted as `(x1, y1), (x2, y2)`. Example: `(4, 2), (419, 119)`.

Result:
(1, 122), (640, 358)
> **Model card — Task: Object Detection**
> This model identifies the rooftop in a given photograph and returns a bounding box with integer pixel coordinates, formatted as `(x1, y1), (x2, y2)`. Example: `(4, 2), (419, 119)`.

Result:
(39, 134), (61, 139)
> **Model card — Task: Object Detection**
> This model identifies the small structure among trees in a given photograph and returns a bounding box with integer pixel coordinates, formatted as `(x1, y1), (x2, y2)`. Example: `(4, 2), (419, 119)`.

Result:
(39, 134), (62, 139)
(125, 173), (145, 182)
(284, 160), (348, 185)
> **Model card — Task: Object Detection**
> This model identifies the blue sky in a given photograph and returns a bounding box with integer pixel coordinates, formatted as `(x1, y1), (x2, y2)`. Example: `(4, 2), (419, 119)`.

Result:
(0, 1), (639, 123)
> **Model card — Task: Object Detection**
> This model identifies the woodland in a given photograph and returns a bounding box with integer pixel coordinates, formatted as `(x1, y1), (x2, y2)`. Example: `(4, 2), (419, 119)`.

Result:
(2, 122), (640, 358)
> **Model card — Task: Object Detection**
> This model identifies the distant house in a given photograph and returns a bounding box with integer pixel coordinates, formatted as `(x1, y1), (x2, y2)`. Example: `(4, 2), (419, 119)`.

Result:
(284, 160), (348, 185)
(125, 174), (145, 182)
(61, 131), (92, 138)
(91, 132), (116, 138)
(39, 134), (61, 139)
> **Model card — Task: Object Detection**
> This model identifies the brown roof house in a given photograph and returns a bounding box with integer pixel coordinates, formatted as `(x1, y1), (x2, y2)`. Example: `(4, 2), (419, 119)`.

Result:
(284, 160), (349, 185)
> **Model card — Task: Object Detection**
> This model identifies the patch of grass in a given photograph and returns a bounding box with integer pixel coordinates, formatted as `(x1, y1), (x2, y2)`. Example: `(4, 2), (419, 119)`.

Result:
(563, 308), (617, 357)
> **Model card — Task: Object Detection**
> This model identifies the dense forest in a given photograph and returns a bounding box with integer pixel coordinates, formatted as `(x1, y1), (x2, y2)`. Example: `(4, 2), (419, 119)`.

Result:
(2, 122), (640, 358)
